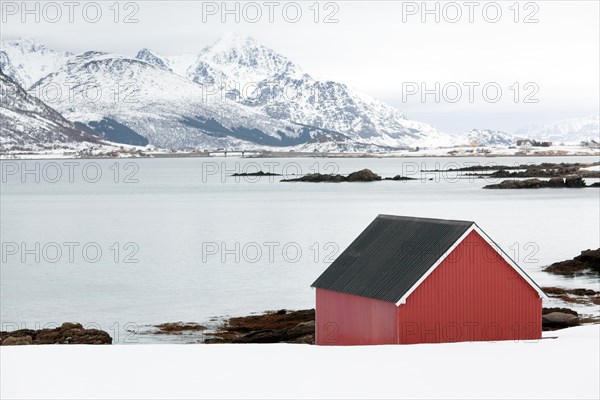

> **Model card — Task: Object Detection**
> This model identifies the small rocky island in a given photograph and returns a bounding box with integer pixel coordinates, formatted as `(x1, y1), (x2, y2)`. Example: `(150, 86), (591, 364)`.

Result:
(281, 169), (416, 182)
(483, 176), (598, 189)
(230, 171), (281, 177)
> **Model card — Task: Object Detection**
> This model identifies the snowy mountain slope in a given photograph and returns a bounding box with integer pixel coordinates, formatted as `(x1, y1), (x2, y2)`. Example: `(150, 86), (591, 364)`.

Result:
(4, 35), (453, 150)
(0, 69), (100, 152)
(515, 116), (600, 144)
(455, 129), (515, 147)
(31, 51), (347, 149)
(186, 33), (452, 148)
(0, 38), (73, 89)
(135, 49), (197, 77)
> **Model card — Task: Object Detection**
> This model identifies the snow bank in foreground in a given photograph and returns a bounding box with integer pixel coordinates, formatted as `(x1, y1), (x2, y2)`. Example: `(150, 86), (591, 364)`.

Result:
(1, 325), (598, 399)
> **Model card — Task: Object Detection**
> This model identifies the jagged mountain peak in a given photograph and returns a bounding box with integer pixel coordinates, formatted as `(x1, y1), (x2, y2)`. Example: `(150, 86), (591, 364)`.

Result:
(135, 48), (172, 71)
(191, 33), (306, 84)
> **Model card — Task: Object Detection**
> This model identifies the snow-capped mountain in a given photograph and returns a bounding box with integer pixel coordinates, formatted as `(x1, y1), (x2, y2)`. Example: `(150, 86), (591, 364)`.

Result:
(0, 69), (100, 152)
(3, 35), (453, 150)
(456, 129), (515, 147)
(31, 50), (345, 149)
(184, 33), (451, 148)
(515, 116), (599, 144)
(0, 38), (72, 89)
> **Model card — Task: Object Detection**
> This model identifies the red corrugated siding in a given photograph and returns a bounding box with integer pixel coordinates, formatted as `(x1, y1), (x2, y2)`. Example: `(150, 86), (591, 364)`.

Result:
(315, 288), (397, 345)
(397, 230), (542, 344)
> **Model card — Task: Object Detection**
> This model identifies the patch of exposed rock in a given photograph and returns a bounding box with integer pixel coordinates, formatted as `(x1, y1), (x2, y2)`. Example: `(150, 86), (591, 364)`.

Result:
(205, 309), (315, 344)
(281, 169), (381, 182)
(0, 322), (112, 345)
(483, 175), (592, 189)
(544, 249), (600, 276)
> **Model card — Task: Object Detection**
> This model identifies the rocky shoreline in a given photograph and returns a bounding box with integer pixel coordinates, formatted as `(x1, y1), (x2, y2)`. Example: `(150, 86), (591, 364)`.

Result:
(204, 309), (315, 344)
(543, 248), (600, 276)
(2, 307), (598, 345)
(0, 322), (112, 345)
(425, 162), (600, 178)
(3, 249), (598, 345)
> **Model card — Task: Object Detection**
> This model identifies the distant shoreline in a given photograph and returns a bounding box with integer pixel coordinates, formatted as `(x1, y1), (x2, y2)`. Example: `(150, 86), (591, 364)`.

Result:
(2, 151), (599, 161)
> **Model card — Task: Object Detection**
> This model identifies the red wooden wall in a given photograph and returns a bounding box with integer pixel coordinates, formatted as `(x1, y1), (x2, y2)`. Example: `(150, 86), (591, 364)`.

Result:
(397, 230), (542, 344)
(315, 288), (397, 345)
(315, 230), (542, 345)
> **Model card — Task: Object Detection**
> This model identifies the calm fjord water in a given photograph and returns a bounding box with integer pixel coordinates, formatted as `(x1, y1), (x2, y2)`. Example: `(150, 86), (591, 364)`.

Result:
(1, 156), (599, 342)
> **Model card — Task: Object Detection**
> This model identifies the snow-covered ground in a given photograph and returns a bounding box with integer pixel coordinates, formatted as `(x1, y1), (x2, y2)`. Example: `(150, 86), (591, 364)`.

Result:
(1, 324), (598, 399)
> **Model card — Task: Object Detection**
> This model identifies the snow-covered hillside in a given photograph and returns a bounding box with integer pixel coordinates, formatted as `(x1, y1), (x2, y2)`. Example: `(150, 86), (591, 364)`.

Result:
(3, 35), (453, 150)
(0, 38), (72, 89)
(515, 116), (600, 144)
(0, 69), (100, 152)
(456, 129), (515, 147)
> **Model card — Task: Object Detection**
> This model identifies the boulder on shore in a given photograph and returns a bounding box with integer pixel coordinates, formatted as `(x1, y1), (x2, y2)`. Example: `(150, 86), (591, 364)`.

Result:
(542, 312), (580, 329)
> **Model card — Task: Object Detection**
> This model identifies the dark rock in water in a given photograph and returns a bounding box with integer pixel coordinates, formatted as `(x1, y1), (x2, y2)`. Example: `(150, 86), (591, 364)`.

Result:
(547, 177), (565, 187)
(231, 171), (281, 177)
(589, 182), (600, 188)
(384, 175), (417, 181)
(564, 175), (586, 188)
(346, 169), (382, 182)
(491, 169), (512, 178)
(544, 248), (600, 276)
(542, 312), (579, 329)
(282, 169), (381, 182)
(483, 178), (544, 189)
(154, 322), (206, 334)
(484, 175), (593, 189)
(0, 322), (112, 345)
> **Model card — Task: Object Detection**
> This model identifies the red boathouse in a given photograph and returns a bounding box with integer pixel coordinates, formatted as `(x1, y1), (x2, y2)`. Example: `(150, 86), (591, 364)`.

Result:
(312, 215), (546, 345)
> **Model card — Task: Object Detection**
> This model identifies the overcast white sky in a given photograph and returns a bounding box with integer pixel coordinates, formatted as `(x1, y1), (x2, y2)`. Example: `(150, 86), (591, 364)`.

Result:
(1, 0), (599, 133)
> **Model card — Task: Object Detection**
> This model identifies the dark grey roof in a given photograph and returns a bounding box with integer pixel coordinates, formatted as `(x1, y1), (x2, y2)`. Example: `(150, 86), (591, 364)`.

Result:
(311, 215), (474, 303)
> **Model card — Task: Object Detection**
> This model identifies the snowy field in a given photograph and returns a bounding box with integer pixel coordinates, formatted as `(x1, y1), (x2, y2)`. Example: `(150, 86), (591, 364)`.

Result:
(1, 325), (598, 399)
